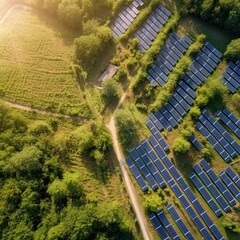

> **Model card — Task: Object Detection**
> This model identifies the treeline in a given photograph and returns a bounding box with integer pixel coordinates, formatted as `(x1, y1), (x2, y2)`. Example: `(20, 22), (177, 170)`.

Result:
(183, 0), (240, 36)
(0, 102), (132, 239)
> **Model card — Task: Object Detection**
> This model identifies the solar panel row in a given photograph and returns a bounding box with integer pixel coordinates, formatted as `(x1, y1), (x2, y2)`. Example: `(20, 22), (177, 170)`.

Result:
(189, 173), (222, 217)
(149, 213), (170, 240)
(130, 148), (158, 190)
(219, 172), (240, 201)
(225, 166), (240, 189)
(200, 159), (236, 207)
(135, 5), (171, 53)
(216, 110), (240, 138)
(148, 137), (224, 240)
(196, 110), (240, 162)
(221, 61), (240, 93)
(125, 157), (148, 191)
(223, 108), (240, 128)
(111, 0), (143, 38)
(189, 135), (202, 150)
(193, 164), (231, 213)
(167, 204), (194, 240)
(147, 42), (222, 131)
(147, 32), (192, 87)
(156, 210), (181, 240)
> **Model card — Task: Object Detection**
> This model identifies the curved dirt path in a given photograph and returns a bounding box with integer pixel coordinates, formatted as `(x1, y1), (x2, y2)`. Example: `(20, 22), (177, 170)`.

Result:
(5, 101), (88, 121)
(107, 93), (151, 240)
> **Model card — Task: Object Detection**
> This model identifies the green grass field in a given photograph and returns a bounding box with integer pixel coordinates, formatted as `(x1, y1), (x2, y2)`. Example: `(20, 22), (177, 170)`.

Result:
(0, 7), (88, 116)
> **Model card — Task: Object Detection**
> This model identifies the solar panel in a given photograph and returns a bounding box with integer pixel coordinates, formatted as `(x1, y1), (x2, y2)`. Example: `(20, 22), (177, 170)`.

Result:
(143, 23), (158, 37)
(178, 81), (197, 99)
(169, 36), (185, 53)
(195, 56), (213, 73)
(115, 17), (128, 30)
(146, 19), (160, 33)
(189, 135), (202, 150)
(149, 113), (164, 131)
(192, 217), (213, 240)
(182, 75), (197, 90)
(167, 204), (194, 240)
(222, 108), (240, 129)
(149, 214), (170, 240)
(173, 92), (190, 111)
(193, 164), (230, 212)
(152, 65), (168, 82)
(193, 60), (210, 77)
(125, 157), (148, 191)
(202, 46), (220, 64)
(154, 110), (172, 131)
(165, 103), (182, 123)
(200, 159), (236, 207)
(205, 42), (222, 59)
(126, 7), (137, 18)
(225, 167), (240, 189)
(158, 5), (171, 18)
(183, 35), (193, 46)
(168, 96), (186, 117)
(219, 172), (240, 201)
(226, 67), (240, 85)
(186, 72), (201, 86)
(152, 10), (166, 25)
(166, 39), (182, 57)
(155, 60), (170, 75)
(156, 210), (181, 240)
(190, 173), (222, 217)
(223, 72), (240, 89)
(160, 106), (178, 128)
(229, 61), (240, 76)
(176, 86), (194, 105)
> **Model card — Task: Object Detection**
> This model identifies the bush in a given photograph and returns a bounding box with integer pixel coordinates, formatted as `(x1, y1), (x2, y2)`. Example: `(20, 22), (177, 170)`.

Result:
(172, 137), (190, 154)
(101, 78), (120, 102)
(143, 195), (163, 213)
(224, 39), (240, 62)
(189, 106), (201, 120)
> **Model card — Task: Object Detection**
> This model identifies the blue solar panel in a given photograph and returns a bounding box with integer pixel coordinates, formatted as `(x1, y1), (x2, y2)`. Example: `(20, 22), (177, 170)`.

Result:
(193, 217), (213, 240)
(223, 72), (240, 89)
(119, 12), (131, 25)
(225, 108), (239, 126)
(229, 61), (240, 76)
(178, 81), (197, 99)
(195, 56), (213, 73)
(115, 17), (128, 30)
(149, 214), (170, 240)
(125, 157), (148, 191)
(156, 210), (181, 240)
(216, 111), (240, 138)
(202, 46), (220, 64)
(168, 96), (186, 117)
(148, 68), (165, 86)
(152, 65), (168, 82)
(149, 113), (164, 131)
(165, 103), (182, 123)
(169, 36), (185, 53)
(183, 35), (193, 45)
(158, 55), (173, 71)
(182, 75), (197, 90)
(186, 72), (201, 86)
(148, 136), (167, 160)
(152, 10), (166, 25)
(155, 60), (170, 75)
(154, 110), (172, 131)
(192, 60), (210, 77)
(126, 7), (137, 18)
(176, 87), (194, 105)
(200, 159), (236, 207)
(160, 106), (178, 128)
(199, 51), (217, 68)
(143, 23), (157, 37)
(146, 19), (159, 33)
(158, 5), (171, 18)
(173, 92), (190, 111)
(189, 135), (202, 150)
(205, 42), (222, 59)
(219, 172), (240, 201)
(226, 67), (240, 85)
(149, 15), (162, 29)
(189, 66), (206, 82)
(130, 148), (158, 190)
(166, 39), (182, 57)
(226, 167), (240, 189)
(190, 173), (222, 217)
(193, 164), (230, 212)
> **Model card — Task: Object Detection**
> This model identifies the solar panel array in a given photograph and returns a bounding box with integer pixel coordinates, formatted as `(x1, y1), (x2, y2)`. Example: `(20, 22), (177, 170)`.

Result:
(111, 0), (144, 39)
(216, 109), (240, 139)
(189, 135), (202, 150)
(126, 133), (224, 239)
(147, 32), (193, 87)
(146, 42), (222, 132)
(195, 109), (240, 162)
(134, 5), (171, 53)
(221, 61), (240, 93)
(225, 166), (240, 189)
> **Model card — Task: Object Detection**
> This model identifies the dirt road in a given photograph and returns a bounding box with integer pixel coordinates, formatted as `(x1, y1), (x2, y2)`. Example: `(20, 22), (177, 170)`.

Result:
(107, 94), (151, 240)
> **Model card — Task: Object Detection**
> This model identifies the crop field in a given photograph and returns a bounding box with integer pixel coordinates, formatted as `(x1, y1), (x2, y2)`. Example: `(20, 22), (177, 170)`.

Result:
(0, 7), (87, 116)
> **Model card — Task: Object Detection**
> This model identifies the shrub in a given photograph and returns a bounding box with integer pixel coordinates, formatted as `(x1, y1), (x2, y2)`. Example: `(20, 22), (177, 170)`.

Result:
(143, 195), (163, 213)
(173, 137), (190, 154)
(224, 39), (240, 62)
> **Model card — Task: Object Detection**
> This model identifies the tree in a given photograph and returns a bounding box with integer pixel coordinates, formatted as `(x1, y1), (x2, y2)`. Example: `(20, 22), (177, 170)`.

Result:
(189, 106), (201, 121)
(58, 0), (82, 30)
(172, 137), (190, 154)
(101, 78), (120, 102)
(114, 108), (136, 146)
(144, 195), (163, 213)
(225, 39), (240, 62)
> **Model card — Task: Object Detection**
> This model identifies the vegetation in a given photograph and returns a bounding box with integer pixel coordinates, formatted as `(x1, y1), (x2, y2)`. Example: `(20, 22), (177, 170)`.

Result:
(172, 137), (191, 154)
(183, 0), (240, 36)
(0, 8), (91, 117)
(222, 213), (240, 233)
(101, 78), (121, 102)
(224, 39), (240, 62)
(144, 194), (163, 213)
(0, 102), (133, 239)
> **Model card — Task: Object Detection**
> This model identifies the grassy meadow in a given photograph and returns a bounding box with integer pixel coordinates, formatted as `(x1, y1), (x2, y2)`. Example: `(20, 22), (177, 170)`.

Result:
(0, 7), (90, 117)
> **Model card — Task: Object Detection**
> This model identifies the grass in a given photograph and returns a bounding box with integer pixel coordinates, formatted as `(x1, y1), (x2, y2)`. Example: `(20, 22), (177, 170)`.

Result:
(178, 16), (233, 53)
(0, 7), (91, 117)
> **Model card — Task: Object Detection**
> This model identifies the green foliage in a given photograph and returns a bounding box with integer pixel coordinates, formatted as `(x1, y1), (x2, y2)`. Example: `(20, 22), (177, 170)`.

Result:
(201, 147), (213, 161)
(222, 214), (240, 233)
(231, 93), (240, 111)
(101, 78), (120, 102)
(172, 137), (191, 154)
(183, 0), (240, 36)
(224, 38), (240, 62)
(189, 106), (201, 121)
(144, 195), (163, 213)
(114, 108), (136, 146)
(28, 121), (52, 136)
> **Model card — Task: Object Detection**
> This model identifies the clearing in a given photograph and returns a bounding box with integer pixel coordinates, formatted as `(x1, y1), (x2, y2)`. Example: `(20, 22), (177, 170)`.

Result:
(0, 6), (88, 117)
